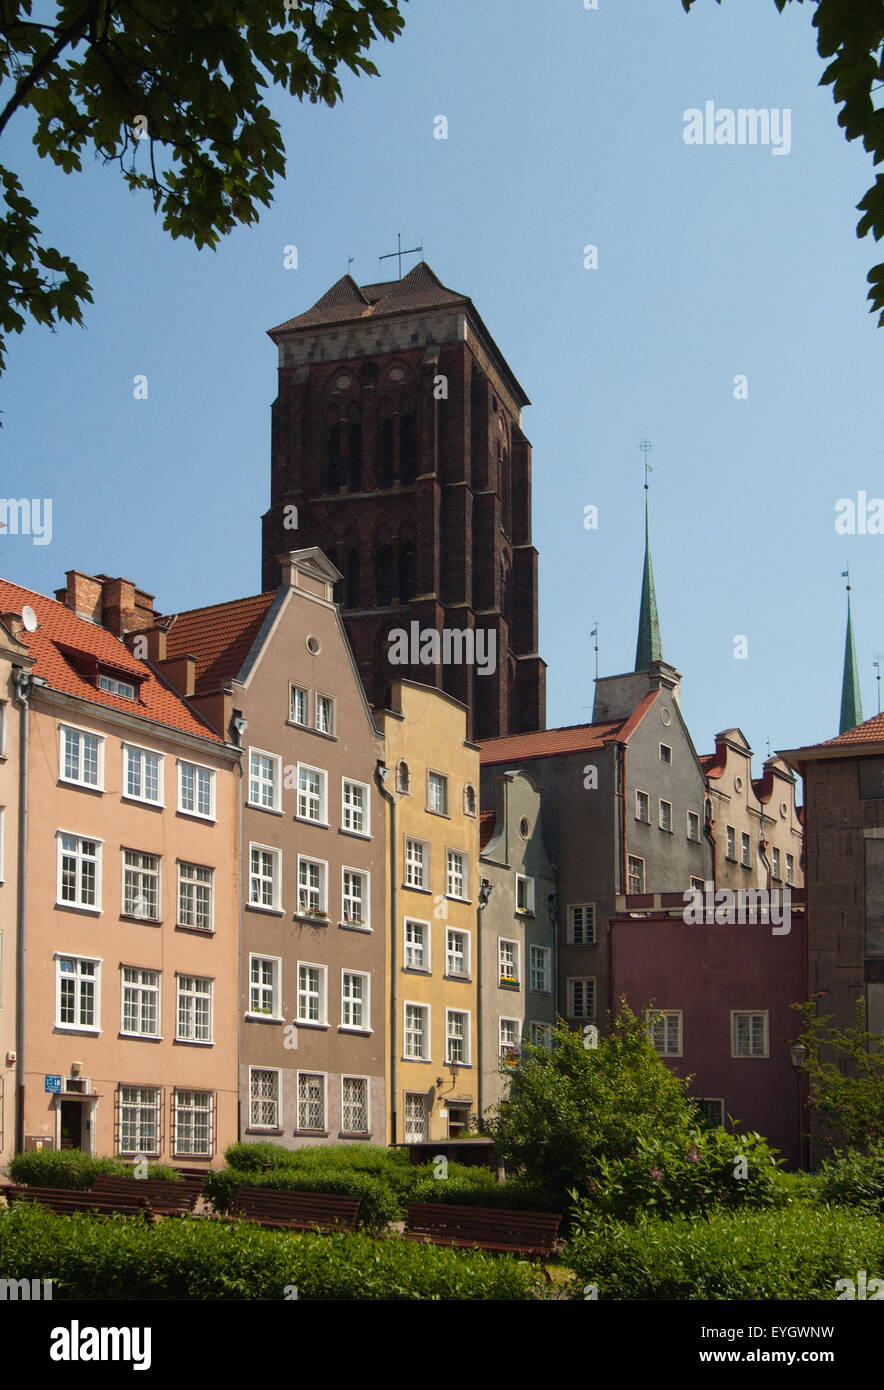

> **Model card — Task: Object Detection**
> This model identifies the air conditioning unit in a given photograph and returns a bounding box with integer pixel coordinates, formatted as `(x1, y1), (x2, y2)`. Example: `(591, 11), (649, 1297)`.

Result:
(62, 1077), (89, 1094)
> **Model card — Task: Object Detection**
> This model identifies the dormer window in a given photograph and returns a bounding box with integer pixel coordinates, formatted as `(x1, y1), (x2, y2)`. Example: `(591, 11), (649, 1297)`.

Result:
(98, 672), (135, 699)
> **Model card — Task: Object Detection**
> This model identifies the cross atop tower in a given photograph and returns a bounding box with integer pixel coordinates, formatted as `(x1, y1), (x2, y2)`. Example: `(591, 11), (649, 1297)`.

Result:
(379, 230), (424, 280)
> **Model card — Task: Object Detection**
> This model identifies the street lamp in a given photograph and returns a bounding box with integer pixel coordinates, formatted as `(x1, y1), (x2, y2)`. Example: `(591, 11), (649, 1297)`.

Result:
(790, 1044), (808, 1170)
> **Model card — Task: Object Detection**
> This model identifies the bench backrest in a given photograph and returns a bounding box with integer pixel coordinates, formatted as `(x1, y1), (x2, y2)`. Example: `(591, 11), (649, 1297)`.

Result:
(232, 1185), (360, 1224)
(406, 1202), (561, 1246)
(94, 1176), (200, 1204)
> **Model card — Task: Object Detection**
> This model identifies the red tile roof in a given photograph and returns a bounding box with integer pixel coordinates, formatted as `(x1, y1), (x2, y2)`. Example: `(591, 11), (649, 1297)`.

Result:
(479, 809), (497, 850)
(0, 578), (222, 743)
(820, 710), (884, 748)
(269, 262), (468, 337)
(480, 718), (626, 766)
(699, 751), (724, 777)
(160, 592), (278, 695)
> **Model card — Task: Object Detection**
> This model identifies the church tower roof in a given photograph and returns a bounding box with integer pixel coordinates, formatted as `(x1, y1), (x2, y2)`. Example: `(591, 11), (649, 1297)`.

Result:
(634, 493), (662, 672)
(839, 581), (863, 734)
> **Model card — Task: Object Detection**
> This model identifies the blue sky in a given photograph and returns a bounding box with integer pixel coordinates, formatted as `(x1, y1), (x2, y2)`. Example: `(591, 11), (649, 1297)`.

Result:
(2, 0), (882, 763)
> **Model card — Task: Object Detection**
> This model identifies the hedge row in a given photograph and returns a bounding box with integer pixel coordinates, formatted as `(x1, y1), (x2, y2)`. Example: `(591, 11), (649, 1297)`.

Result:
(203, 1167), (401, 1233)
(8, 1150), (180, 1190)
(567, 1205), (884, 1300)
(0, 1204), (544, 1301)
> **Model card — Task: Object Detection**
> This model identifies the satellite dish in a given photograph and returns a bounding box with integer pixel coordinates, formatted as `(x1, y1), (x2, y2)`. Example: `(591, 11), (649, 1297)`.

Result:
(21, 606), (38, 633)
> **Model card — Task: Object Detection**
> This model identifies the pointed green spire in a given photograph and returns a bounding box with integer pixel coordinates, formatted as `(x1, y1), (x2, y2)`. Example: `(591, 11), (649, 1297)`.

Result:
(635, 492), (662, 671)
(839, 583), (863, 733)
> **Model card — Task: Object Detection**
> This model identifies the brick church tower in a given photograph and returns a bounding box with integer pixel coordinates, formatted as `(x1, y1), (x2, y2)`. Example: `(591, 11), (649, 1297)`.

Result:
(261, 261), (545, 740)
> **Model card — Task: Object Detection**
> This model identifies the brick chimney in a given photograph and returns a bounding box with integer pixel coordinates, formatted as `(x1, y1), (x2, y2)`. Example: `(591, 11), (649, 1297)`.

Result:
(56, 571), (103, 623)
(56, 571), (155, 636)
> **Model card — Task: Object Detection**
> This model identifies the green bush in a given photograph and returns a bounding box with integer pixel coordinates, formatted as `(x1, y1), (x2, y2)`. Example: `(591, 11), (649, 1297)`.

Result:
(225, 1141), (413, 1181)
(409, 1173), (561, 1213)
(8, 1151), (180, 1190)
(582, 1127), (789, 1222)
(204, 1166), (401, 1232)
(816, 1140), (884, 1213)
(567, 1205), (884, 1300)
(0, 1203), (544, 1300)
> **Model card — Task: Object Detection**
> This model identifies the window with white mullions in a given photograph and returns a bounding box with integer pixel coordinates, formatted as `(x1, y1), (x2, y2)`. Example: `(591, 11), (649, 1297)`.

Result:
(342, 869), (366, 925)
(174, 1089), (213, 1157)
(249, 1068), (280, 1128)
(177, 975), (212, 1042)
(297, 963), (325, 1024)
(119, 1085), (160, 1156)
(178, 862), (213, 931)
(60, 725), (102, 788)
(249, 956), (279, 1016)
(123, 849), (159, 920)
(121, 966), (159, 1037)
(57, 956), (98, 1029)
(298, 1073), (325, 1130)
(342, 1077), (368, 1134)
(342, 971), (368, 1029)
(249, 845), (280, 909)
(342, 779), (367, 834)
(59, 833), (99, 908)
(123, 745), (161, 803)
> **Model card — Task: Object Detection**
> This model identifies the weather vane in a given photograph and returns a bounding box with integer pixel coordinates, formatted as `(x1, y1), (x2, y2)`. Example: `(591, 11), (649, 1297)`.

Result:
(638, 438), (654, 489)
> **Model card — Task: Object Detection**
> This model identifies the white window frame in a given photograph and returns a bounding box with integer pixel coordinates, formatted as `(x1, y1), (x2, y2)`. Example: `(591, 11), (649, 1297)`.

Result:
(176, 974), (213, 1044)
(568, 976), (595, 1020)
(726, 825), (736, 861)
(499, 1016), (520, 1059)
(249, 1065), (281, 1130)
(772, 847), (781, 880)
(464, 784), (477, 816)
(731, 1010), (769, 1058)
(296, 762), (327, 825)
(118, 1085), (160, 1156)
(687, 810), (700, 843)
(786, 853), (794, 886)
(55, 953), (101, 1032)
(341, 1075), (370, 1135)
(516, 874), (535, 914)
(120, 966), (161, 1038)
(446, 848), (468, 901)
(404, 1091), (427, 1142)
(289, 684), (308, 727)
(122, 743), (164, 805)
(647, 1008), (683, 1057)
(314, 693), (335, 736)
(627, 855), (645, 894)
(529, 1021), (553, 1047)
(404, 918), (430, 971)
(403, 1001), (430, 1060)
(427, 770), (449, 816)
(741, 831), (751, 868)
(635, 789), (650, 823)
(341, 969), (370, 1032)
(58, 723), (104, 790)
(247, 954), (282, 1019)
(247, 748), (282, 814)
(446, 1008), (471, 1066)
(341, 866), (370, 929)
(529, 944), (551, 993)
(98, 672), (135, 699)
(498, 937), (520, 986)
(341, 778), (370, 836)
(296, 856), (328, 916)
(121, 848), (161, 921)
(296, 960), (327, 1026)
(568, 903), (596, 945)
(404, 836), (428, 890)
(248, 843), (282, 912)
(445, 927), (471, 978)
(296, 1071), (328, 1132)
(177, 860), (214, 932)
(173, 1089), (214, 1158)
(659, 799), (673, 832)
(177, 759), (216, 821)
(56, 830), (102, 911)
(659, 743), (672, 764)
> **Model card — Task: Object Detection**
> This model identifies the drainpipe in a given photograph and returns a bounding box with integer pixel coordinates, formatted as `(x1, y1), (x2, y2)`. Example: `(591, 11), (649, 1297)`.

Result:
(231, 713), (248, 1145)
(375, 762), (397, 1144)
(12, 668), (31, 1156)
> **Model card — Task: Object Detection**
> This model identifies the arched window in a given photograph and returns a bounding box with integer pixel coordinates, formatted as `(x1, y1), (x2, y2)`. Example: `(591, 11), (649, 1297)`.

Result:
(399, 540), (416, 602)
(464, 784), (476, 816)
(327, 418), (342, 493)
(400, 413), (417, 485)
(501, 561), (513, 628)
(376, 545), (394, 607)
(378, 418), (394, 489)
(397, 760), (411, 793)
(348, 422), (363, 492)
(344, 549), (360, 609)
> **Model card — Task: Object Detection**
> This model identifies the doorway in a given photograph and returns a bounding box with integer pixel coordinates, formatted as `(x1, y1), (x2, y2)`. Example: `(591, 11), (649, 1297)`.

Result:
(59, 1100), (84, 1150)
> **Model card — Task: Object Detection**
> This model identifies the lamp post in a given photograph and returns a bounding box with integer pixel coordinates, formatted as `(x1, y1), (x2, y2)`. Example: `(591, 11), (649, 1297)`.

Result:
(789, 1044), (808, 1170)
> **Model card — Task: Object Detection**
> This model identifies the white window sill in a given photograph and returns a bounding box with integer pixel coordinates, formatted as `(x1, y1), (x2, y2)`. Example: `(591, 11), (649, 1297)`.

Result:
(177, 810), (216, 824)
(245, 903), (285, 916)
(121, 796), (165, 810)
(402, 1055), (432, 1064)
(339, 828), (371, 841)
(294, 816), (329, 829)
(54, 1025), (101, 1035)
(175, 1037), (214, 1046)
(120, 1031), (162, 1041)
(55, 902), (101, 916)
(295, 1020), (329, 1030)
(245, 1013), (285, 1024)
(59, 778), (104, 793)
(338, 1026), (373, 1036)
(339, 921), (372, 933)
(246, 802), (284, 816)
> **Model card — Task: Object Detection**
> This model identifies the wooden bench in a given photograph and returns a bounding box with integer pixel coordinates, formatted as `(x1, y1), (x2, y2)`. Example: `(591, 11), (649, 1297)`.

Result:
(93, 1175), (201, 1214)
(402, 1202), (561, 1257)
(227, 1185), (361, 1233)
(3, 1185), (159, 1219)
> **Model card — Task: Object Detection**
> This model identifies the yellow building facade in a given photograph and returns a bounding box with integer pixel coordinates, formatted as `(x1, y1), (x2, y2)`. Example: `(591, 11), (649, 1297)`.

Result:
(376, 681), (480, 1144)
